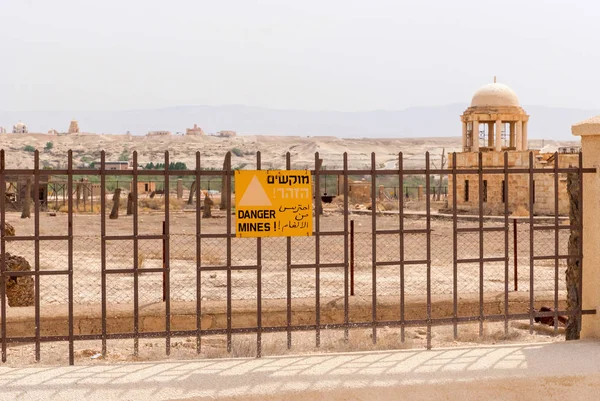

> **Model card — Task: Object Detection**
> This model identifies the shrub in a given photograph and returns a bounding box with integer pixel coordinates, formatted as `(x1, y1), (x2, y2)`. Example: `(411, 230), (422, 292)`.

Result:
(231, 148), (243, 157)
(44, 142), (54, 151)
(23, 145), (35, 153)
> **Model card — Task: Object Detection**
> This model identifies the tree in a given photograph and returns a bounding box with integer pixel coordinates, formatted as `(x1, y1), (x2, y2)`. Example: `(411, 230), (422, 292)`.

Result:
(109, 188), (121, 219)
(187, 181), (196, 205)
(118, 149), (129, 162)
(21, 178), (31, 218)
(566, 172), (582, 340)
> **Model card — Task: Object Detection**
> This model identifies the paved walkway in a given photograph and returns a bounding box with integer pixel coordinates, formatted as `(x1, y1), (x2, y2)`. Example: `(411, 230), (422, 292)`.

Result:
(1, 341), (600, 400)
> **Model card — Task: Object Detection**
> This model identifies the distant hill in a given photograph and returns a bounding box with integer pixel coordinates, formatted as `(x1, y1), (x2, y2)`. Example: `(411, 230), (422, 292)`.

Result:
(1, 104), (598, 140)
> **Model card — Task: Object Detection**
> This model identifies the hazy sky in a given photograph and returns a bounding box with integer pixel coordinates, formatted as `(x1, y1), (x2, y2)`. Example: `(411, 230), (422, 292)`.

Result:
(1, 0), (598, 112)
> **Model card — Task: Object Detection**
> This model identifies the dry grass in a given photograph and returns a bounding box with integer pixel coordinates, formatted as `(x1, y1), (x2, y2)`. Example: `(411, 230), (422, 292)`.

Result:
(201, 328), (414, 359)
(379, 200), (399, 211)
(139, 198), (187, 212)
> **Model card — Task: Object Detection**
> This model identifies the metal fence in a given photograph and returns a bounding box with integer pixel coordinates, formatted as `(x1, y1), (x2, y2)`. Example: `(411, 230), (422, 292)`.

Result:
(0, 149), (595, 365)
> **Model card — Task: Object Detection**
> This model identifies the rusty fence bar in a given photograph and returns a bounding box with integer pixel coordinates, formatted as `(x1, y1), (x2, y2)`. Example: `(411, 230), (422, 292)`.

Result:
(195, 151), (202, 354)
(0, 149), (597, 365)
(399, 152), (406, 343)
(514, 218), (518, 291)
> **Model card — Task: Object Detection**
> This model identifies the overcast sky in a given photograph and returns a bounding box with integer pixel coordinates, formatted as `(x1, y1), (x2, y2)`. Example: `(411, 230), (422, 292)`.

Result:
(1, 0), (598, 112)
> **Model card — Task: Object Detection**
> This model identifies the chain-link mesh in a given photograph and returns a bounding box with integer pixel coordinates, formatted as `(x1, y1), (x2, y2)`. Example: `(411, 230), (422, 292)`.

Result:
(3, 214), (570, 306)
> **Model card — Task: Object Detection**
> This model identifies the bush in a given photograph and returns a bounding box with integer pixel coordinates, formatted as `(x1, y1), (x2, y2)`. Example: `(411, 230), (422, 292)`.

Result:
(44, 142), (54, 151)
(118, 149), (129, 161)
(231, 148), (243, 157)
(23, 145), (35, 153)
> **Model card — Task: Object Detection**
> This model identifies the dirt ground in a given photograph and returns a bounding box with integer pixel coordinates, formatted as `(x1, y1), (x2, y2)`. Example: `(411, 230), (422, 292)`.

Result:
(2, 207), (569, 305)
(1, 320), (565, 367)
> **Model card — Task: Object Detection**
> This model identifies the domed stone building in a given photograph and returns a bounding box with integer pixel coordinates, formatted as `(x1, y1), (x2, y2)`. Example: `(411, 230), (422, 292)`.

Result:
(461, 79), (529, 152)
(448, 79), (578, 216)
(12, 121), (28, 134)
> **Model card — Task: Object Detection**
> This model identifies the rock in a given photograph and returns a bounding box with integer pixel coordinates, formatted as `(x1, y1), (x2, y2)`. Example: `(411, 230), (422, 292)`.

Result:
(5, 253), (35, 307)
(3, 223), (15, 237)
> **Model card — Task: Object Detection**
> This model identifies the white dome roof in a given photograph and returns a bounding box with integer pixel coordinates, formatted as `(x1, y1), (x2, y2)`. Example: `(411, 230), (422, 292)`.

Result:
(470, 82), (520, 107)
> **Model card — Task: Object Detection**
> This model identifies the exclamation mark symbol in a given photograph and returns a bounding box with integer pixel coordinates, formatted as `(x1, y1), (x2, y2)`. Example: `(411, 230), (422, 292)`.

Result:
(274, 221), (277, 231)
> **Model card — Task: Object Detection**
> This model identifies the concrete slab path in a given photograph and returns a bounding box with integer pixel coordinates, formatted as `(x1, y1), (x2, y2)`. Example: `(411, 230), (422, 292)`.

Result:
(1, 341), (600, 400)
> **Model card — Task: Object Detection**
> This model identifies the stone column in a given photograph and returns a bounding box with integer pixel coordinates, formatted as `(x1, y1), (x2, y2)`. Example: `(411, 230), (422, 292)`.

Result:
(522, 121), (528, 150)
(572, 116), (600, 337)
(509, 122), (516, 148)
(495, 120), (503, 151)
(516, 121), (523, 151)
(417, 185), (423, 202)
(472, 121), (480, 152)
(487, 122), (494, 147)
(462, 122), (468, 150)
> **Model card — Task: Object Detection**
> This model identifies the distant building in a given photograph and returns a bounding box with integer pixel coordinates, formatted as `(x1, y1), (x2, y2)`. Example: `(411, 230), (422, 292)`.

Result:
(186, 124), (205, 136)
(218, 130), (237, 138)
(147, 131), (171, 137)
(48, 129), (58, 135)
(12, 121), (28, 134)
(0, 127), (6, 134)
(130, 181), (156, 194)
(102, 161), (131, 171)
(68, 119), (80, 134)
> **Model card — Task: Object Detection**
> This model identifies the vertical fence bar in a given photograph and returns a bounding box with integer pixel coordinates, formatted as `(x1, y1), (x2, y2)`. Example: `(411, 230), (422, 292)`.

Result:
(67, 150), (74, 365)
(553, 152), (560, 332)
(195, 151), (202, 354)
(452, 152), (458, 340)
(478, 151), (484, 337)
(100, 151), (107, 356)
(164, 151), (171, 355)
(132, 152), (139, 356)
(256, 151), (262, 357)
(286, 152), (292, 349)
(425, 151), (432, 349)
(350, 220), (355, 296)
(529, 151), (535, 334)
(578, 151), (583, 334)
(162, 222), (166, 302)
(514, 219), (518, 291)
(315, 152), (321, 347)
(399, 152), (406, 342)
(371, 152), (377, 344)
(225, 152), (232, 353)
(343, 152), (349, 342)
(0, 150), (6, 363)
(504, 152), (509, 336)
(34, 151), (41, 361)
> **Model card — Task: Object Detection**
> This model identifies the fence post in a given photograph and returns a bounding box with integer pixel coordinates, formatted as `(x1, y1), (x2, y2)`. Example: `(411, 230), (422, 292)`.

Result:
(513, 218), (518, 291)
(350, 219), (355, 296)
(572, 117), (600, 338)
(162, 220), (166, 302)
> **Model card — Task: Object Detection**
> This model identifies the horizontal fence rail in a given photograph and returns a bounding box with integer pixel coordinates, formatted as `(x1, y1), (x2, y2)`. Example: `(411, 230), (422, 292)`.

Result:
(0, 149), (595, 364)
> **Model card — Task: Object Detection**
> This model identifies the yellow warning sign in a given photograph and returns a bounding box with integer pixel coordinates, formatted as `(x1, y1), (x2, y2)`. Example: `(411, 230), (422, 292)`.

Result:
(235, 170), (312, 237)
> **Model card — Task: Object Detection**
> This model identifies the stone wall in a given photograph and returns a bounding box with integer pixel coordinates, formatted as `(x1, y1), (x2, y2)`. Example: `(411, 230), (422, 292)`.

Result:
(448, 151), (578, 215)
